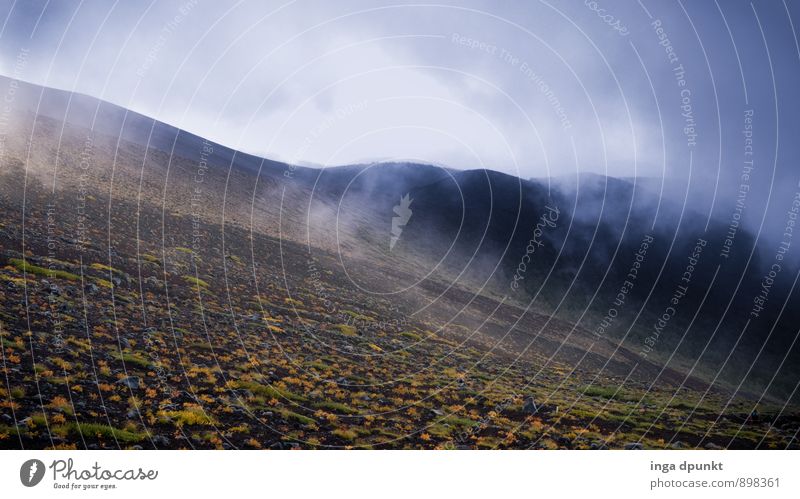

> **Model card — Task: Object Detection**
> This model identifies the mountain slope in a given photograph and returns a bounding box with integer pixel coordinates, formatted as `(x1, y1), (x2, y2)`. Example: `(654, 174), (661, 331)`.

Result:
(0, 75), (797, 449)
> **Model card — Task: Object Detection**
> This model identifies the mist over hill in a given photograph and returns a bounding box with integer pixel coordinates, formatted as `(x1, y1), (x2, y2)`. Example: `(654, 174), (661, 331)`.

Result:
(1, 74), (798, 449)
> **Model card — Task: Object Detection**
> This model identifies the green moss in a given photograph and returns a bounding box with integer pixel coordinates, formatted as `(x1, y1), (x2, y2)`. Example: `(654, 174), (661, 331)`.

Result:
(187, 341), (214, 351)
(335, 324), (357, 337)
(400, 331), (423, 341)
(343, 310), (372, 322)
(113, 351), (153, 369)
(226, 254), (243, 265)
(229, 380), (308, 402)
(30, 414), (48, 427)
(184, 276), (209, 288)
(158, 408), (216, 427)
(427, 424), (453, 438)
(93, 278), (113, 288)
(442, 415), (478, 428)
(0, 423), (27, 437)
(277, 409), (316, 427)
(314, 400), (357, 414)
(89, 262), (123, 275)
(477, 437), (502, 449)
(141, 254), (161, 265)
(56, 422), (146, 443)
(305, 360), (329, 371)
(9, 258), (80, 281)
(332, 428), (358, 441)
(0, 337), (24, 351)
(284, 297), (303, 307)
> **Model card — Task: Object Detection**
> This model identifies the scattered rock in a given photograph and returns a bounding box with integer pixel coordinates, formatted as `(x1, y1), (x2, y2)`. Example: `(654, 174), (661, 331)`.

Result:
(232, 389), (254, 400)
(624, 442), (643, 450)
(522, 396), (538, 415)
(117, 376), (140, 390)
(144, 276), (161, 287)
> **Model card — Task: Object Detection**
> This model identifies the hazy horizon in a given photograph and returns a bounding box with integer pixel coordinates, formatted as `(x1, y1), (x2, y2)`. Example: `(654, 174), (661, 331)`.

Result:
(1, 1), (797, 178)
(0, 71), (695, 182)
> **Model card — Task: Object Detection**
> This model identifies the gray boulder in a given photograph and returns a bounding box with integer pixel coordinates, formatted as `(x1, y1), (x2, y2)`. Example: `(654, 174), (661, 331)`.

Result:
(117, 376), (140, 390)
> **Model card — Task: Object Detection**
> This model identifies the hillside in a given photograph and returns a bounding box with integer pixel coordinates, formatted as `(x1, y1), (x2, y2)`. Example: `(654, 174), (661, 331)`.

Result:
(0, 75), (798, 449)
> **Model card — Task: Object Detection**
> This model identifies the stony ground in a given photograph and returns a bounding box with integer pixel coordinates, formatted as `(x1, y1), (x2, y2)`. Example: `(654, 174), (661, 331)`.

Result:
(1, 171), (797, 450)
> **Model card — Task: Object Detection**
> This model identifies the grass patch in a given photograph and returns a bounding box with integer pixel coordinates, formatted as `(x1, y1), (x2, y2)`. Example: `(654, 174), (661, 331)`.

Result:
(427, 424), (452, 438)
(277, 408), (316, 427)
(140, 254), (161, 265)
(314, 400), (357, 414)
(305, 360), (329, 371)
(48, 396), (74, 416)
(442, 415), (478, 428)
(9, 258), (79, 281)
(228, 380), (308, 402)
(0, 337), (24, 351)
(93, 278), (113, 288)
(670, 400), (699, 411)
(1, 275), (27, 286)
(184, 276), (209, 288)
(0, 423), (27, 438)
(113, 351), (153, 369)
(89, 263), (123, 275)
(343, 310), (372, 322)
(55, 422), (146, 444)
(159, 407), (216, 426)
(583, 385), (628, 400)
(332, 428), (358, 441)
(335, 324), (357, 337)
(400, 331), (423, 341)
(29, 414), (48, 427)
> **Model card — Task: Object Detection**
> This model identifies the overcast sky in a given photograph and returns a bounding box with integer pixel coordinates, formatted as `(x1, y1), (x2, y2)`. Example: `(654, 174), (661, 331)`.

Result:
(1, 0), (798, 188)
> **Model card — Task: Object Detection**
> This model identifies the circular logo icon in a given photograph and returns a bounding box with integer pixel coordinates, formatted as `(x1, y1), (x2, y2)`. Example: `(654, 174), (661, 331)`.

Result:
(20, 459), (45, 487)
